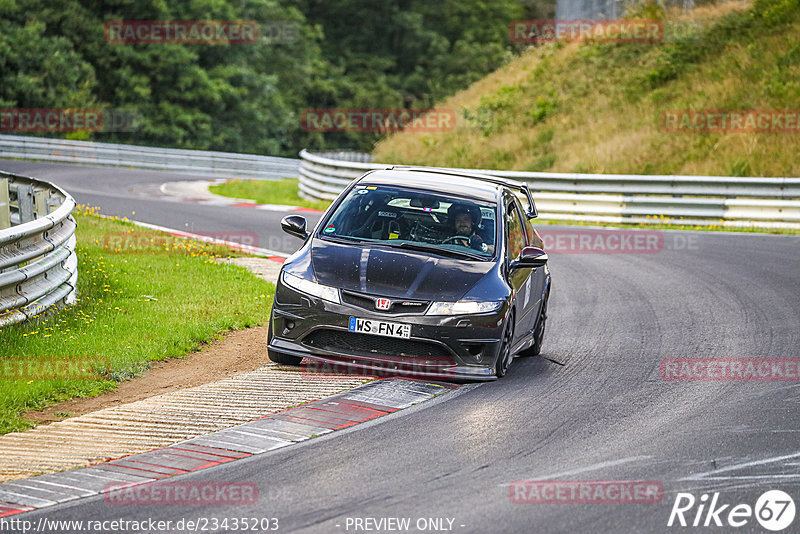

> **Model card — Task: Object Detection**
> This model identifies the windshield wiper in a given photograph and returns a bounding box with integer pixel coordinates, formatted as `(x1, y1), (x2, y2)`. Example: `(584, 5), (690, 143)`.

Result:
(392, 241), (485, 260)
(318, 234), (371, 245)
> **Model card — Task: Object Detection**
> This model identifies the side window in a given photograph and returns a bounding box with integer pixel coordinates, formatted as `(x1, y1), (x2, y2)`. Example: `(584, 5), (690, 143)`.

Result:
(516, 198), (543, 248)
(505, 200), (527, 260)
(511, 197), (535, 245)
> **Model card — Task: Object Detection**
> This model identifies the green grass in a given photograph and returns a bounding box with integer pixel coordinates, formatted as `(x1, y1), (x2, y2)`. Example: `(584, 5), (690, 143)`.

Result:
(0, 207), (274, 434)
(210, 178), (330, 211)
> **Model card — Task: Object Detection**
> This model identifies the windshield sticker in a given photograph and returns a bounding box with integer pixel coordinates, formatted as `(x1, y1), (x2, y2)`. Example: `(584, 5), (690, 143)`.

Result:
(323, 224), (336, 233)
(389, 232), (399, 239)
(366, 186), (378, 190)
(356, 189), (369, 195)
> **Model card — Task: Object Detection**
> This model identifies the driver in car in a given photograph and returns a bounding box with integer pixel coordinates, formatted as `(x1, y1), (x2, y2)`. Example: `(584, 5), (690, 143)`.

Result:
(448, 204), (488, 252)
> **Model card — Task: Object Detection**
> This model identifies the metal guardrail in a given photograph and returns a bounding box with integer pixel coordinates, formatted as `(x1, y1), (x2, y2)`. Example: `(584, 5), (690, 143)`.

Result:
(299, 150), (800, 229)
(0, 171), (77, 328)
(0, 134), (300, 180)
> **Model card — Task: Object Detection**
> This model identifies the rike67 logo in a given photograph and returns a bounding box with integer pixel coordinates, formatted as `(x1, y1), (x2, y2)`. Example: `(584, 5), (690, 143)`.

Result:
(668, 490), (796, 531)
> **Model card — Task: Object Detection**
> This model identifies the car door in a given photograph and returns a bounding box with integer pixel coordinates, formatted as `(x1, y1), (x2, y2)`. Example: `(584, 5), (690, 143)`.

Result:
(522, 204), (547, 326)
(503, 193), (535, 345)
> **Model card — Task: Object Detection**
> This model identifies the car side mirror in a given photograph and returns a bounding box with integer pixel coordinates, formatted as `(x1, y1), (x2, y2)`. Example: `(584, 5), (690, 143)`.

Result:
(510, 246), (548, 269)
(281, 215), (309, 240)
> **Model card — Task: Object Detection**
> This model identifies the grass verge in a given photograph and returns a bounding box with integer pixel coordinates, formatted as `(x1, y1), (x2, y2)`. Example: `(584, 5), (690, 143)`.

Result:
(0, 207), (274, 435)
(210, 178), (329, 211)
(373, 0), (800, 177)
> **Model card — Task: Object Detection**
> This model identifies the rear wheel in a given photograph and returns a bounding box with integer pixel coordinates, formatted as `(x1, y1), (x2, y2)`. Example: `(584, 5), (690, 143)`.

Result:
(495, 318), (515, 378)
(267, 308), (303, 365)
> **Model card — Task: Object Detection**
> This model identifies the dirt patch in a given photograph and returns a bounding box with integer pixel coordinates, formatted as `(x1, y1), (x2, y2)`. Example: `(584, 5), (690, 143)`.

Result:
(25, 325), (271, 425)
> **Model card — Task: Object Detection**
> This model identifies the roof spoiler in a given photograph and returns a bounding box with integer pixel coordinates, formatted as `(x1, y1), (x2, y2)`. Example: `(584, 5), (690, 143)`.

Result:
(388, 166), (538, 219)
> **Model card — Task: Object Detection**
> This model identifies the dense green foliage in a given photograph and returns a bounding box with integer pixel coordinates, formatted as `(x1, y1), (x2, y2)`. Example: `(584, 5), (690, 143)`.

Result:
(0, 0), (542, 155)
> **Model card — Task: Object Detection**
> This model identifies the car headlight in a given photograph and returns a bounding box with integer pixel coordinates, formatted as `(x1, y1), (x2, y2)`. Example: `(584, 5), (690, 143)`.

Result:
(426, 301), (503, 315)
(282, 272), (340, 304)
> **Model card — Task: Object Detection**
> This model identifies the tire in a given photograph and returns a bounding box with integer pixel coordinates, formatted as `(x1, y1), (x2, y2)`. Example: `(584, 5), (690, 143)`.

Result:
(267, 308), (303, 365)
(496, 317), (515, 378)
(521, 290), (549, 357)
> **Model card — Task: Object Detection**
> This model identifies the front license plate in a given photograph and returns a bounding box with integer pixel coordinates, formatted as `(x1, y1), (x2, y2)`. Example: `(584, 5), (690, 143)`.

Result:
(348, 317), (411, 339)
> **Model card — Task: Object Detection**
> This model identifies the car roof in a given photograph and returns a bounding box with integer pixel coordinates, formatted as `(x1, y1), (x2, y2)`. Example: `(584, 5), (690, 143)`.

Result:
(356, 168), (503, 202)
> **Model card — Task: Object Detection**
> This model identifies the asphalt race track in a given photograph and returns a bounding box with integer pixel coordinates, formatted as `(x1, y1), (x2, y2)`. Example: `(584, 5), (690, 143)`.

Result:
(3, 160), (800, 533)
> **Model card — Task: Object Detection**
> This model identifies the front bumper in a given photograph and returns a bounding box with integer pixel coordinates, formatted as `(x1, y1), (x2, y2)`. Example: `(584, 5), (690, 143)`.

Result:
(269, 281), (508, 382)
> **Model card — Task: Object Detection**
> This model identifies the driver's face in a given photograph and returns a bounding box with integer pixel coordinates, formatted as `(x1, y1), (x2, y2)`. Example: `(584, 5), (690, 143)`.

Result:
(455, 212), (473, 236)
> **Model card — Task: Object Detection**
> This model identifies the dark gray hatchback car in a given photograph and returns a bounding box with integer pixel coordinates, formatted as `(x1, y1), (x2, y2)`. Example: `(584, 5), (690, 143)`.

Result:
(267, 167), (551, 380)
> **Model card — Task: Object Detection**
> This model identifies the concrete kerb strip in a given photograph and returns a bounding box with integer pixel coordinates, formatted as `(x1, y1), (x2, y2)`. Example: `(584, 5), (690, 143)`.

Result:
(157, 178), (324, 214)
(128, 219), (290, 261)
(0, 364), (371, 480)
(0, 378), (457, 517)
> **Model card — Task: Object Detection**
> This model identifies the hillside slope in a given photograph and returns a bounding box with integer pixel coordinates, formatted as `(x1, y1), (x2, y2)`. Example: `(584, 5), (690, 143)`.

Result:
(373, 0), (800, 177)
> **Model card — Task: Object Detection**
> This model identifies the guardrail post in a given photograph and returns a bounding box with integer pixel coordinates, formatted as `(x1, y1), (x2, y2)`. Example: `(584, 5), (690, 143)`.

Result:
(0, 178), (9, 230)
(16, 183), (35, 223)
(34, 188), (49, 218)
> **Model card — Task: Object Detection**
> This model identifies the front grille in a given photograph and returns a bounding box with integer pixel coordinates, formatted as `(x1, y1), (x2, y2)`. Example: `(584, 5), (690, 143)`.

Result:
(340, 291), (377, 310)
(302, 329), (452, 360)
(341, 290), (429, 315)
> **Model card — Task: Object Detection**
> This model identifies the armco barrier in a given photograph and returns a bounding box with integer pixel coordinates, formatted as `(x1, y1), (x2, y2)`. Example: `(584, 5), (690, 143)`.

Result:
(298, 150), (800, 229)
(0, 134), (299, 180)
(0, 171), (77, 328)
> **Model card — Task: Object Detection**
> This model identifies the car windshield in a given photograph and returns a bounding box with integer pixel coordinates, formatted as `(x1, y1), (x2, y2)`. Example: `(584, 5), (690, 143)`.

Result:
(319, 185), (497, 259)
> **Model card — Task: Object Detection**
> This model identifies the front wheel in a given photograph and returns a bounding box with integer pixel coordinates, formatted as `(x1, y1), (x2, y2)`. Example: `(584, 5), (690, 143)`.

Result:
(495, 318), (515, 378)
(267, 308), (303, 365)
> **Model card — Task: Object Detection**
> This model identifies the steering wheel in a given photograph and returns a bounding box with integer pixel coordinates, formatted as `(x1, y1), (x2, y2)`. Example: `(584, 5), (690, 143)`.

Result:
(441, 235), (471, 245)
